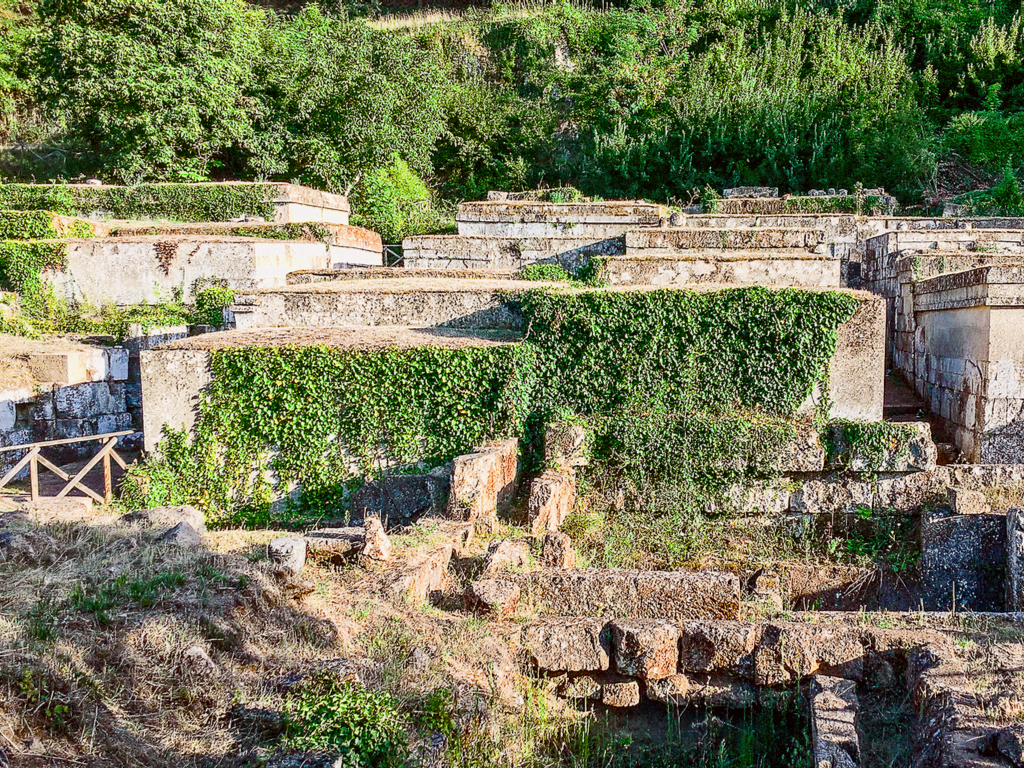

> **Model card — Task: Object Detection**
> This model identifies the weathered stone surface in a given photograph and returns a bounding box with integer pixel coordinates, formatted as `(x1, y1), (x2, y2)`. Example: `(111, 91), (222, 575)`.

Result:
(483, 539), (530, 578)
(646, 674), (756, 709)
(601, 680), (640, 708)
(528, 469), (576, 535)
(0, 529), (57, 564)
(824, 421), (936, 473)
(464, 578), (521, 619)
(359, 517), (392, 564)
(779, 422), (826, 472)
(347, 470), (450, 525)
(544, 422), (589, 468)
(304, 527), (365, 563)
(540, 531), (575, 568)
(947, 486), (991, 516)
(448, 439), (518, 533)
(754, 623), (864, 685)
(17, 498), (94, 524)
(790, 477), (873, 515)
(158, 522), (202, 548)
(921, 508), (1006, 611)
(521, 618), (610, 673)
(1009, 508), (1024, 612)
(611, 620), (681, 680)
(678, 621), (760, 679)
(558, 675), (602, 701)
(811, 676), (860, 768)
(384, 545), (453, 605)
(268, 536), (306, 574)
(517, 568), (740, 621)
(121, 505), (206, 533)
(775, 563), (875, 610)
(997, 725), (1024, 767)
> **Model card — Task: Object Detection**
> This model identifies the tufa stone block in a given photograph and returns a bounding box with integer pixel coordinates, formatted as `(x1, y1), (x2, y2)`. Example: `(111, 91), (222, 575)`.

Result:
(522, 618), (610, 673)
(947, 486), (991, 516)
(528, 468), (576, 535)
(447, 439), (518, 533)
(611, 620), (681, 680)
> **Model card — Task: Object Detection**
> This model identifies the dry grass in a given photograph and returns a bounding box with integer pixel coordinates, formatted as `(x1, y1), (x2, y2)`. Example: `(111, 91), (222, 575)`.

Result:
(0, 518), (577, 767)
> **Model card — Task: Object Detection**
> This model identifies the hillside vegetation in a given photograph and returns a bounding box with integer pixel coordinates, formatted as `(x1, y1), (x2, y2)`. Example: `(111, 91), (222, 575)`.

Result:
(1, 0), (1024, 229)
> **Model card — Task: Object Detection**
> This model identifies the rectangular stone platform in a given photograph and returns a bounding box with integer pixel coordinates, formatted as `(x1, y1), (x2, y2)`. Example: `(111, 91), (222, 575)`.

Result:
(402, 235), (624, 271)
(287, 267), (518, 284)
(230, 278), (564, 331)
(0, 182), (350, 225)
(139, 326), (521, 453)
(604, 251), (841, 287)
(52, 236), (338, 305)
(625, 227), (828, 253)
(455, 200), (666, 238)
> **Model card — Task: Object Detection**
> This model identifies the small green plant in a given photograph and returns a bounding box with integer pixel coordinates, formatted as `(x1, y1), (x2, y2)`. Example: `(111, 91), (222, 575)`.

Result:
(193, 285), (235, 326)
(69, 570), (188, 624)
(283, 677), (408, 767)
(519, 263), (573, 282)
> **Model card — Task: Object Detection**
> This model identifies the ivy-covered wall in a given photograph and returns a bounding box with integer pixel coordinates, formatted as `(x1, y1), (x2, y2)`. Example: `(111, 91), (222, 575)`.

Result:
(0, 210), (96, 240)
(0, 184), (277, 222)
(128, 286), (866, 526)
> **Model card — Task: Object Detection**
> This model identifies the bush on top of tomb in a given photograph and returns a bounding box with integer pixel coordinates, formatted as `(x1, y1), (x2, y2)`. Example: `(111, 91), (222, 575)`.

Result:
(32, 0), (265, 182)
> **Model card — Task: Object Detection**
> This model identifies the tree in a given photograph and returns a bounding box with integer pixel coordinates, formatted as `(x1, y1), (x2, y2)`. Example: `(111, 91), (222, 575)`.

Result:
(249, 8), (450, 194)
(32, 0), (265, 182)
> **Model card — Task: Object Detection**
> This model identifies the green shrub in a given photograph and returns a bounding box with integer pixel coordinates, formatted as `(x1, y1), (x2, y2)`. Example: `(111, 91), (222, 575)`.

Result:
(193, 286), (235, 326)
(349, 157), (441, 243)
(283, 678), (408, 767)
(0, 209), (94, 239)
(519, 263), (573, 282)
(0, 183), (277, 222)
(33, 0), (265, 182)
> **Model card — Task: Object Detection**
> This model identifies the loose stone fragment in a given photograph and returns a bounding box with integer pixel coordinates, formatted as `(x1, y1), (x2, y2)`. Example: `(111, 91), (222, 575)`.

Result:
(464, 578), (521, 619)
(0, 529), (57, 565)
(304, 527), (365, 564)
(268, 536), (306, 574)
(359, 517), (392, 564)
(158, 522), (202, 548)
(540, 531), (575, 568)
(528, 469), (576, 535)
(601, 680), (640, 708)
(483, 539), (530, 578)
(121, 505), (206, 533)
(947, 486), (991, 516)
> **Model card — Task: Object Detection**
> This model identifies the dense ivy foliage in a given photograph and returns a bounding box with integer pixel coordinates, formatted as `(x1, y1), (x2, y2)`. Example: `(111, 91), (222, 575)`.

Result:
(3, 0), (1024, 212)
(518, 287), (862, 418)
(0, 183), (276, 222)
(0, 209), (94, 240)
(0, 240), (66, 295)
(128, 287), (861, 526)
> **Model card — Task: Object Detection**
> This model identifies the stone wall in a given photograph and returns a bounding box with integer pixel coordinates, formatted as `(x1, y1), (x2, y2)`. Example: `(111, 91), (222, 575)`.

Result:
(1, 348), (134, 475)
(51, 237), (336, 305)
(402, 235), (623, 271)
(892, 263), (1024, 463)
(455, 200), (666, 238)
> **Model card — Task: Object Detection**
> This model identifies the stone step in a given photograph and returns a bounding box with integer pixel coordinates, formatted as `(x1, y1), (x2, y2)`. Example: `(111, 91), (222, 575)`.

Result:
(603, 251), (840, 287)
(230, 277), (566, 331)
(402, 234), (624, 271)
(107, 221), (382, 261)
(287, 267), (518, 284)
(511, 568), (741, 621)
(625, 227), (828, 252)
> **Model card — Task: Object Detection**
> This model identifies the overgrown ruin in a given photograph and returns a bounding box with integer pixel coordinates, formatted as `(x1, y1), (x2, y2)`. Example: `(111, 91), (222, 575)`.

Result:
(2, 182), (1024, 767)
